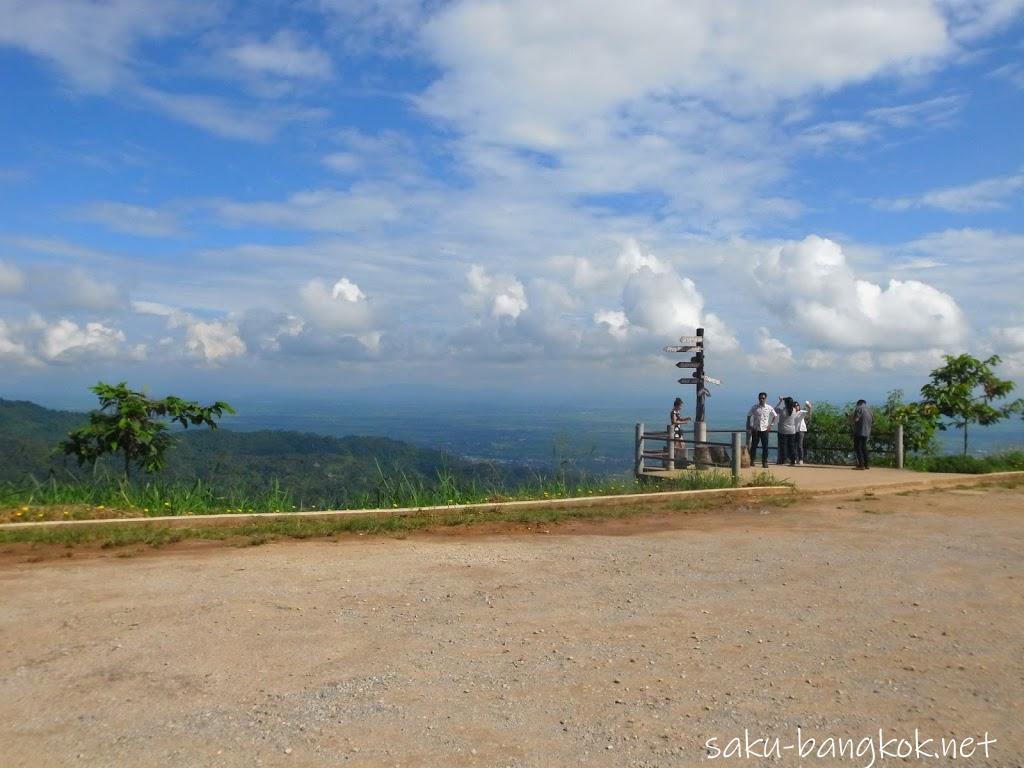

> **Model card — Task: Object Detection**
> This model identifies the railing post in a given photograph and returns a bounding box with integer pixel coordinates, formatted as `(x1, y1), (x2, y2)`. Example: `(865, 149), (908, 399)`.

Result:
(693, 421), (708, 467)
(665, 423), (674, 470)
(896, 424), (904, 469)
(635, 423), (644, 477)
(732, 431), (742, 480)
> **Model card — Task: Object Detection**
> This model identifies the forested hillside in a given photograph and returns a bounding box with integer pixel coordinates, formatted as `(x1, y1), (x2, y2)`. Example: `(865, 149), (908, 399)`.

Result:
(0, 398), (535, 502)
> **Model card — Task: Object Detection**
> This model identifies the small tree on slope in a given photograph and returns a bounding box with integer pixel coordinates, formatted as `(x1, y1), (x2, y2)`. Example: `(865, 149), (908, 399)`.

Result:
(59, 382), (235, 479)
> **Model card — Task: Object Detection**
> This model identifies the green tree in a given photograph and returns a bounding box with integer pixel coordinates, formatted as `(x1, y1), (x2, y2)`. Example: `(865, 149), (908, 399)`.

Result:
(919, 354), (1023, 455)
(59, 382), (235, 478)
(881, 389), (940, 455)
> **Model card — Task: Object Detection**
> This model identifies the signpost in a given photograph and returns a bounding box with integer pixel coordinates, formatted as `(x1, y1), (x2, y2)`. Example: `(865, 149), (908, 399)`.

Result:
(665, 327), (722, 446)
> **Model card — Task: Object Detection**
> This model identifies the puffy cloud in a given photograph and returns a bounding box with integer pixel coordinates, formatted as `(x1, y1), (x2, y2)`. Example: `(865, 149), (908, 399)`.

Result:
(463, 265), (528, 319)
(133, 300), (246, 364)
(751, 235), (969, 351)
(594, 310), (629, 340)
(184, 319), (246, 363)
(621, 267), (703, 336)
(701, 313), (741, 356)
(991, 324), (1024, 377)
(331, 277), (365, 302)
(746, 327), (795, 372)
(0, 260), (25, 293)
(37, 318), (143, 364)
(237, 309), (305, 354)
(0, 319), (37, 366)
(299, 276), (383, 333)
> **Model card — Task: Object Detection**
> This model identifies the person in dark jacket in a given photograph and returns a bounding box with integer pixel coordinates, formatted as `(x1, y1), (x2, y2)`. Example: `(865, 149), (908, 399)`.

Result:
(852, 399), (873, 469)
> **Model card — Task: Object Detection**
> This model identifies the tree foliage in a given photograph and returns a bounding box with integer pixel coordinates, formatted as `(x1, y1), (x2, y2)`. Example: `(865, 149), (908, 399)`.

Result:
(881, 389), (939, 455)
(800, 397), (905, 465)
(59, 382), (234, 477)
(918, 353), (1023, 455)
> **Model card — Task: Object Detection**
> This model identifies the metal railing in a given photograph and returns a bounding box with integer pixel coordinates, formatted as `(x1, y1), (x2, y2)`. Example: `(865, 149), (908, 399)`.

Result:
(634, 423), (747, 480)
(635, 424), (905, 478)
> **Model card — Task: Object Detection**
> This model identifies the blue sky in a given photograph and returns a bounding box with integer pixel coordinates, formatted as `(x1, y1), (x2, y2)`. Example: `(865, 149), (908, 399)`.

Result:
(1, 0), (1023, 410)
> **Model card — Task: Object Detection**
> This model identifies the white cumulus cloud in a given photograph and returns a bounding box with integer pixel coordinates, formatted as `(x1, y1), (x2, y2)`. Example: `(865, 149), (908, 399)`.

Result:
(184, 319), (247, 363)
(37, 318), (142, 364)
(747, 327), (795, 372)
(464, 265), (528, 319)
(751, 235), (969, 352)
(621, 267), (703, 336)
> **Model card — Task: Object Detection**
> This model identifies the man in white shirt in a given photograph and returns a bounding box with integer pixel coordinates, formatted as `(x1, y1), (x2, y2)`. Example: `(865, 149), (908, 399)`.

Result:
(747, 392), (777, 468)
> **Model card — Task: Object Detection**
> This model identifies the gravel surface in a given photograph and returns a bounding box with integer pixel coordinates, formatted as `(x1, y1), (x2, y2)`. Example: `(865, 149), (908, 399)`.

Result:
(1, 486), (1021, 767)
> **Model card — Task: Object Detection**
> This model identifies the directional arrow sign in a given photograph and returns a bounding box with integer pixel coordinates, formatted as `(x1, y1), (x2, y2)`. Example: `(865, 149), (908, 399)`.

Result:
(678, 377), (700, 385)
(703, 375), (722, 385)
(679, 335), (701, 343)
(675, 361), (700, 368)
(663, 345), (698, 353)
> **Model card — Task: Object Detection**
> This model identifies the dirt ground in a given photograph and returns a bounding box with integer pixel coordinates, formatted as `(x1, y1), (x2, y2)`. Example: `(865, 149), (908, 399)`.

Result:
(1, 486), (1021, 767)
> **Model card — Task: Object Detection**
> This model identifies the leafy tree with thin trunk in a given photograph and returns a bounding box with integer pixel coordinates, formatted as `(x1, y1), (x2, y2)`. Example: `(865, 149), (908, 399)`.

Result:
(59, 382), (235, 478)
(882, 389), (939, 455)
(919, 354), (1023, 455)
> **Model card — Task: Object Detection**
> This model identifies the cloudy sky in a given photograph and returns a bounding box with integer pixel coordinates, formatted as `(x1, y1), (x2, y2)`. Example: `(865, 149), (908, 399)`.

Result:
(2, 0), (1023, 408)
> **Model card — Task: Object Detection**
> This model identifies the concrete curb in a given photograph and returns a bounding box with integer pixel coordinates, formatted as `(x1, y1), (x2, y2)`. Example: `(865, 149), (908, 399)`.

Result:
(0, 484), (795, 531)
(1, 471), (1020, 533)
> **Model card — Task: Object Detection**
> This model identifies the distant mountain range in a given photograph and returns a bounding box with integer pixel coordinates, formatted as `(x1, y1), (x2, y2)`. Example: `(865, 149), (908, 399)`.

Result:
(0, 398), (543, 501)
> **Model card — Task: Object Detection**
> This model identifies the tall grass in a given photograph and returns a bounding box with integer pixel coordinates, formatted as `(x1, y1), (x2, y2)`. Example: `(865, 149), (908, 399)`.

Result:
(0, 467), (753, 523)
(906, 450), (1024, 474)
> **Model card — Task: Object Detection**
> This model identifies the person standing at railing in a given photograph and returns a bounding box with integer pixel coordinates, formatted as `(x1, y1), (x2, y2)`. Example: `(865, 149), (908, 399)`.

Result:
(775, 396), (799, 466)
(852, 399), (873, 469)
(794, 400), (812, 465)
(747, 392), (776, 469)
(670, 397), (692, 469)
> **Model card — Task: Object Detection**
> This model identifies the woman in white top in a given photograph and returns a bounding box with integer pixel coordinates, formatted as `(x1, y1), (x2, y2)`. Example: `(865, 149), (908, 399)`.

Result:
(794, 400), (812, 465)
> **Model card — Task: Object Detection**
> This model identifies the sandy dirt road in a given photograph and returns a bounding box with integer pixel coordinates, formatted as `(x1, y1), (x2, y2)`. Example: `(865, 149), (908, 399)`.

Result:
(1, 485), (1021, 767)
